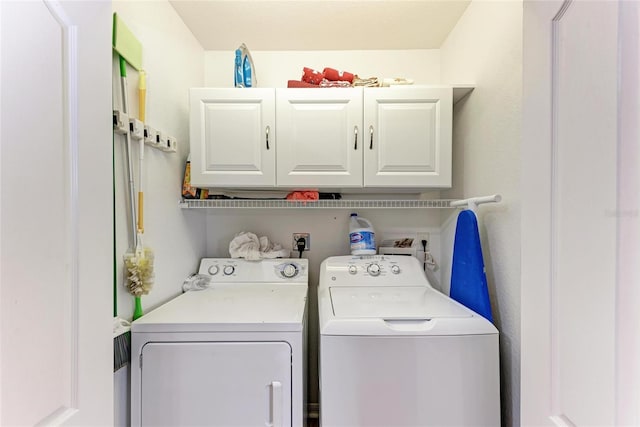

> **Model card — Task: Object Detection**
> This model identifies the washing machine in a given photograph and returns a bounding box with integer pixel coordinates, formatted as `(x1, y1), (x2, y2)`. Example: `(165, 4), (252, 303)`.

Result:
(131, 258), (308, 427)
(318, 255), (500, 427)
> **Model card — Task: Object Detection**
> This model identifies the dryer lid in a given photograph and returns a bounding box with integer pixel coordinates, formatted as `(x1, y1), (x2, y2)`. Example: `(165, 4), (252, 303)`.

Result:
(132, 285), (307, 333)
(330, 286), (472, 319)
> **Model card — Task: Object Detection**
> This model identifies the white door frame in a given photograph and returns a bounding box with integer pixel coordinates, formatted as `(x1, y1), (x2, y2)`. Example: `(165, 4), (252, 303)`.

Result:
(0, 0), (113, 424)
(522, 0), (640, 424)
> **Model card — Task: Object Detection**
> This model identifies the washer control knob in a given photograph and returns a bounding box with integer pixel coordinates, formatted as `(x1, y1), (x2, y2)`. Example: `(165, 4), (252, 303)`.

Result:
(282, 264), (298, 278)
(348, 265), (358, 275)
(207, 265), (220, 276)
(391, 265), (401, 274)
(367, 263), (381, 276)
(223, 265), (235, 276)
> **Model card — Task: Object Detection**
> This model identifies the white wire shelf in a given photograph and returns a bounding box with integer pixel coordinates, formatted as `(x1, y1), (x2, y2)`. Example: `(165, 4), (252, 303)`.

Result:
(179, 199), (458, 209)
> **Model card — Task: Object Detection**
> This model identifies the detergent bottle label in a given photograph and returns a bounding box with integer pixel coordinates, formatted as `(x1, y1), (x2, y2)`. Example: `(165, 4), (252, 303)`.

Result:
(350, 230), (375, 251)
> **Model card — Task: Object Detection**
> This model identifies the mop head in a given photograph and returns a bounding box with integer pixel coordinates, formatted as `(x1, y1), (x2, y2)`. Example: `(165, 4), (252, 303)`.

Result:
(124, 247), (154, 296)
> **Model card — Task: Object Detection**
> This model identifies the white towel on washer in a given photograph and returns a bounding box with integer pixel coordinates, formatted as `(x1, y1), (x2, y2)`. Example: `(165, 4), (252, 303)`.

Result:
(229, 232), (290, 260)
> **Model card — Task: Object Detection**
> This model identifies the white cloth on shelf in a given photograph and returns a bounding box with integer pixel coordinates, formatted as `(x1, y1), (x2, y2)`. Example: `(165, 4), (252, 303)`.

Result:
(229, 231), (290, 260)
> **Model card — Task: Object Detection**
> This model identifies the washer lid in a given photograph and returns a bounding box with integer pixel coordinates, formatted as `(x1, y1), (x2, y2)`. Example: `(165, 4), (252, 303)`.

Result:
(132, 285), (307, 333)
(330, 286), (472, 319)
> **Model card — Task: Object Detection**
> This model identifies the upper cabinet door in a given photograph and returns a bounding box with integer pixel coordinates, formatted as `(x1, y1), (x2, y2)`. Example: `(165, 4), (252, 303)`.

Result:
(276, 88), (363, 188)
(190, 88), (276, 187)
(364, 87), (452, 188)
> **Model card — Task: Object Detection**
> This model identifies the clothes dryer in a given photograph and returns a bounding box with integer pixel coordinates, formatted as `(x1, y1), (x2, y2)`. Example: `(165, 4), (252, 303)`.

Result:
(318, 255), (499, 427)
(131, 258), (308, 427)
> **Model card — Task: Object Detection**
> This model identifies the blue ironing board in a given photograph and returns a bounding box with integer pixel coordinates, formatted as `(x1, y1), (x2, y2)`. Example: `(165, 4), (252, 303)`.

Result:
(450, 210), (494, 322)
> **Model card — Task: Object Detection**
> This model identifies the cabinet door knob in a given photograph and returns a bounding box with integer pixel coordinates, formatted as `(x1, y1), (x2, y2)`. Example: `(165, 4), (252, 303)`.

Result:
(266, 125), (270, 150)
(369, 125), (374, 149)
(354, 126), (358, 150)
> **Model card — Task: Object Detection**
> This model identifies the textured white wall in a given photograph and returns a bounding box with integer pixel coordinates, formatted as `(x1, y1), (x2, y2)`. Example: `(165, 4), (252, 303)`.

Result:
(440, 1), (522, 425)
(112, 1), (205, 425)
(204, 49), (442, 87)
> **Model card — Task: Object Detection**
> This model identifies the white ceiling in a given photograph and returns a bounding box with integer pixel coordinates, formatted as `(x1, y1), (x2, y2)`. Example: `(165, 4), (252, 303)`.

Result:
(169, 0), (471, 51)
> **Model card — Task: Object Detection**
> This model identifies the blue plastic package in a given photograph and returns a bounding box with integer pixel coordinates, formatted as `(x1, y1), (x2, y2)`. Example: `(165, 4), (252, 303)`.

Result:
(234, 49), (243, 88)
(234, 44), (256, 88)
(243, 53), (252, 87)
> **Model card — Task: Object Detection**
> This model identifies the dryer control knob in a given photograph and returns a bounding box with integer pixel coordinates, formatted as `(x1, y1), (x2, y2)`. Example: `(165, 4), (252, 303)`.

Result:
(207, 265), (220, 276)
(282, 264), (298, 278)
(348, 265), (358, 275)
(367, 263), (381, 276)
(391, 265), (401, 274)
(223, 265), (235, 275)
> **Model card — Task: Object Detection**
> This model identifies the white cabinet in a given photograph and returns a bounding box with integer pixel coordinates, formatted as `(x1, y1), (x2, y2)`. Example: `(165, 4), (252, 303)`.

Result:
(276, 88), (363, 187)
(189, 88), (275, 187)
(189, 87), (452, 189)
(364, 87), (452, 188)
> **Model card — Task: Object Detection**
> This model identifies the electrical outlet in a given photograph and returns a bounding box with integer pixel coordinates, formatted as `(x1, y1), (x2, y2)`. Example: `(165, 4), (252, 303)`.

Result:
(417, 232), (430, 248)
(292, 233), (310, 251)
